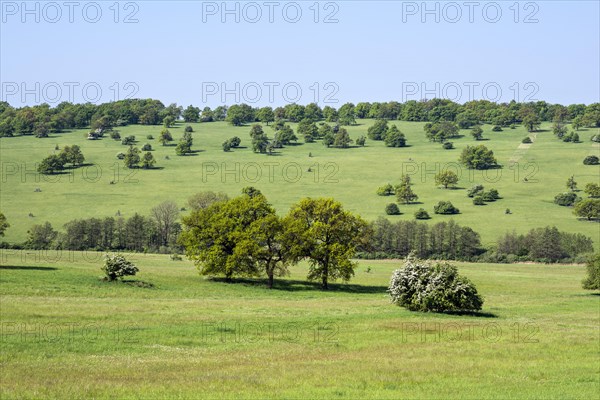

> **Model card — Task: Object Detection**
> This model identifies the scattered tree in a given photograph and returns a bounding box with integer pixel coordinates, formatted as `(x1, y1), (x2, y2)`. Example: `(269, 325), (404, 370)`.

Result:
(102, 254), (139, 281)
(435, 170), (459, 189)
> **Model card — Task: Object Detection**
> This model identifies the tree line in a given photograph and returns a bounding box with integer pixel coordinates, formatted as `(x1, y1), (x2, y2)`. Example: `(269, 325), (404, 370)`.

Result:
(2, 98), (599, 137)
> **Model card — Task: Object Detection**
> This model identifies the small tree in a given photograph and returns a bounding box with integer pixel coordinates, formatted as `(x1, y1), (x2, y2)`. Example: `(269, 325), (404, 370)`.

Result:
(467, 184), (484, 198)
(566, 176), (577, 191)
(356, 136), (366, 146)
(584, 183), (600, 198)
(473, 196), (485, 205)
(388, 257), (483, 312)
(142, 143), (152, 151)
(102, 254), (139, 281)
(141, 152), (156, 169)
(471, 125), (483, 140)
(376, 184), (395, 196)
(395, 175), (418, 204)
(582, 253), (600, 291)
(583, 156), (599, 165)
(434, 170), (459, 189)
(38, 155), (64, 174)
(442, 142), (454, 150)
(573, 199), (600, 221)
(159, 129), (173, 146)
(124, 146), (141, 169)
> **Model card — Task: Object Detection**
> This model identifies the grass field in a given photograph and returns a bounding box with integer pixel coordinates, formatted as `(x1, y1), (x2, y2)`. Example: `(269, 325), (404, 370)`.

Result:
(0, 251), (598, 399)
(0, 120), (598, 247)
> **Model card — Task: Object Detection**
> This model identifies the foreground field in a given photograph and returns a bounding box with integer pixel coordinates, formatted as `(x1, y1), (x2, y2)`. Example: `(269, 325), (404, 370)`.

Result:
(0, 251), (598, 399)
(1, 120), (598, 247)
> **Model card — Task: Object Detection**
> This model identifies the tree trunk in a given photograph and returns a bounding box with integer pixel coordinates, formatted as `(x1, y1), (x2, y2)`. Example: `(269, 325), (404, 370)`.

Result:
(322, 274), (328, 290)
(268, 272), (274, 289)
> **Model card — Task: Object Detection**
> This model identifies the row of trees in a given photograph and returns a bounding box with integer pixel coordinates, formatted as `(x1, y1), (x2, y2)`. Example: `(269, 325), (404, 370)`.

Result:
(179, 189), (369, 289)
(496, 227), (594, 263)
(37, 145), (85, 174)
(2, 99), (599, 137)
(21, 201), (182, 253)
(362, 218), (483, 260)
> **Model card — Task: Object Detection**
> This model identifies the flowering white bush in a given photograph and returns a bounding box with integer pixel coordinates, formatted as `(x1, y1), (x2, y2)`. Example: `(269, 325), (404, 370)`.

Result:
(102, 254), (139, 281)
(388, 257), (483, 312)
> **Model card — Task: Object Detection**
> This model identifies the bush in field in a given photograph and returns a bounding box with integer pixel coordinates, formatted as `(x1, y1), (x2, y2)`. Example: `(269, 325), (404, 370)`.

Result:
(434, 201), (459, 215)
(522, 137), (532, 144)
(414, 208), (430, 220)
(385, 203), (400, 215)
(467, 184), (484, 198)
(442, 142), (454, 150)
(582, 253), (600, 290)
(142, 143), (152, 151)
(554, 192), (580, 207)
(102, 254), (138, 281)
(473, 196), (485, 205)
(388, 257), (483, 312)
(583, 155), (599, 165)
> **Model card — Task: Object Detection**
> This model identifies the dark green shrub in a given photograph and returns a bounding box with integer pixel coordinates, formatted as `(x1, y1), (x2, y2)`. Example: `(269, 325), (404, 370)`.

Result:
(385, 203), (400, 215)
(414, 208), (430, 220)
(473, 196), (485, 205)
(442, 142), (454, 149)
(142, 143), (152, 151)
(583, 155), (599, 165)
(467, 184), (484, 198)
(554, 192), (579, 206)
(434, 201), (459, 215)
(522, 137), (532, 144)
(492, 125), (502, 131)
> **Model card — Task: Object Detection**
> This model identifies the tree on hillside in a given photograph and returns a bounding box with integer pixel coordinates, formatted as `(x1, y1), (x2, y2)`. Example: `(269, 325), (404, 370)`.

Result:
(471, 125), (483, 140)
(257, 107), (275, 125)
(159, 129), (173, 146)
(459, 145), (498, 170)
(384, 125), (406, 147)
(124, 146), (141, 168)
(182, 105), (200, 123)
(395, 175), (419, 204)
(367, 119), (388, 140)
(141, 152), (156, 169)
(333, 128), (352, 148)
(284, 198), (369, 289)
(424, 121), (459, 142)
(435, 170), (459, 189)
(573, 199), (600, 221)
(60, 145), (85, 166)
(38, 154), (64, 174)
(566, 176), (577, 191)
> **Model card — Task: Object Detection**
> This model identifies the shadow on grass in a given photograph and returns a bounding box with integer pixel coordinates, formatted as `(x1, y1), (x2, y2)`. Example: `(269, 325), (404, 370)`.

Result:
(441, 310), (498, 318)
(208, 277), (387, 294)
(0, 265), (58, 271)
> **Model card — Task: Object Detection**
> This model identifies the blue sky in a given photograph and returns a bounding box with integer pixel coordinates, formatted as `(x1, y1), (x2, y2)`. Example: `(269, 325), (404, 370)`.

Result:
(1, 0), (599, 107)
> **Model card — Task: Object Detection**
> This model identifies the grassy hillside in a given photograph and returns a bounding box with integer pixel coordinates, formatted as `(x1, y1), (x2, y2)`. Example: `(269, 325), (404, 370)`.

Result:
(0, 251), (597, 399)
(0, 120), (598, 247)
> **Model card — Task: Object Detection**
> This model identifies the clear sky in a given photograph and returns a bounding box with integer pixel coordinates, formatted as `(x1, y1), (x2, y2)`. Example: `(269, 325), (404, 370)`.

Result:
(1, 0), (599, 108)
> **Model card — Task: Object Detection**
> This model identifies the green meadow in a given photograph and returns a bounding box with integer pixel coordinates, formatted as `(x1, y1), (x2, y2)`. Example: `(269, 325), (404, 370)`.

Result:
(1, 120), (598, 247)
(0, 251), (598, 399)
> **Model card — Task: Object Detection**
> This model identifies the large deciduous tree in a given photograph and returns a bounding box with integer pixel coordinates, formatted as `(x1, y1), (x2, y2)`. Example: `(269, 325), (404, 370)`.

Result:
(284, 198), (369, 289)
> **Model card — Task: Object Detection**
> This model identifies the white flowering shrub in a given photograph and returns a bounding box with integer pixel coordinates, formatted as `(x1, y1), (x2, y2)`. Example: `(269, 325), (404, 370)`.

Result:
(102, 254), (139, 281)
(388, 257), (483, 312)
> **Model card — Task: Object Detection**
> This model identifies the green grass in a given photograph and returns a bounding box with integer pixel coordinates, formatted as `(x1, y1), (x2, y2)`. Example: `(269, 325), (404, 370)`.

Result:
(0, 120), (599, 247)
(0, 251), (598, 399)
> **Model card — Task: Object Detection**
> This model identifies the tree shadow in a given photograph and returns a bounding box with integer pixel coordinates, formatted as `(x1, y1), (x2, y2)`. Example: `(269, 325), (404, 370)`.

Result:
(441, 310), (498, 318)
(208, 277), (387, 294)
(0, 265), (58, 271)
